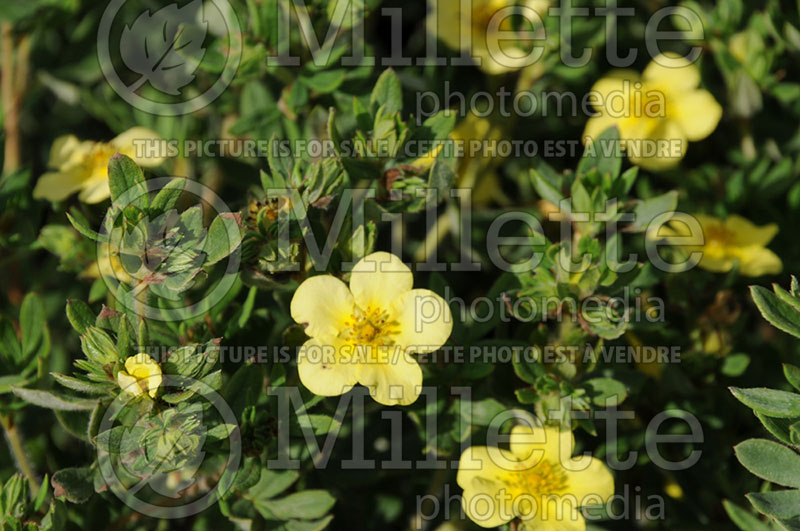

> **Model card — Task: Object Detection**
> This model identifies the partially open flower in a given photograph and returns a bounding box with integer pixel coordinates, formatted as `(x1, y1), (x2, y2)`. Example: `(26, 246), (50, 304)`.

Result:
(290, 252), (452, 406)
(117, 354), (163, 398)
(34, 127), (164, 204)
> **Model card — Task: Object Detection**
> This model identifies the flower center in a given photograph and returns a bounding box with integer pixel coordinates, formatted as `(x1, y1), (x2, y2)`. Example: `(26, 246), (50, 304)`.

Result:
(504, 460), (569, 498)
(340, 305), (399, 347)
(704, 224), (736, 257)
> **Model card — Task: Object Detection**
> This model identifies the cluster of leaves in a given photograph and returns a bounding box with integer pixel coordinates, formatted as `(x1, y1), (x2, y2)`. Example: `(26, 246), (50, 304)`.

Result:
(726, 279), (800, 530)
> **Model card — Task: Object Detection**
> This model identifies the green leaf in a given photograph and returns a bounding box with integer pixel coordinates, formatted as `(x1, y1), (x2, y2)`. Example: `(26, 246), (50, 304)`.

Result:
(530, 169), (567, 212)
(51, 467), (94, 503)
(462, 398), (505, 426)
(0, 316), (21, 365)
(66, 208), (106, 243)
(583, 377), (628, 406)
(12, 387), (98, 411)
(735, 439), (800, 488)
(730, 387), (800, 418)
(578, 125), (621, 180)
(203, 214), (243, 266)
(51, 373), (111, 395)
(723, 500), (775, 531)
(748, 490), (800, 519)
(257, 490), (336, 520)
(108, 154), (148, 209)
(751, 285), (800, 339)
(722, 353), (751, 378)
(630, 191), (679, 232)
(0, 375), (28, 394)
(249, 468), (299, 500)
(149, 177), (185, 213)
(20, 293), (45, 359)
(66, 300), (95, 335)
(785, 365), (800, 393)
(370, 68), (402, 114)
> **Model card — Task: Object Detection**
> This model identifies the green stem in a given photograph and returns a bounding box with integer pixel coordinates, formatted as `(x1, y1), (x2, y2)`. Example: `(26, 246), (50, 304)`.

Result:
(0, 412), (39, 493)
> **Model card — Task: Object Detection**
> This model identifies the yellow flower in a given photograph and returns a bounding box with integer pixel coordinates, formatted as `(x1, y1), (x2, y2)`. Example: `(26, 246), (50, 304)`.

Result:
(116, 354), (162, 398)
(584, 52), (722, 171)
(34, 127), (164, 204)
(457, 423), (614, 528)
(290, 252), (452, 406)
(431, 0), (549, 75)
(655, 214), (782, 277)
(452, 113), (508, 206)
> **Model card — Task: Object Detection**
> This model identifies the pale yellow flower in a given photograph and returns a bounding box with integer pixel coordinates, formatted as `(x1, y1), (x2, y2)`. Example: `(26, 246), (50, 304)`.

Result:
(656, 214), (782, 277)
(34, 127), (164, 204)
(431, 0), (549, 75)
(584, 53), (722, 171)
(117, 354), (162, 398)
(457, 424), (614, 528)
(290, 252), (452, 406)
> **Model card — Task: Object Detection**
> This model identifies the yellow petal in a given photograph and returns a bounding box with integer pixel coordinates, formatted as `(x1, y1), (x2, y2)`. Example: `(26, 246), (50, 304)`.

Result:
(726, 216), (778, 247)
(525, 502), (586, 530)
(563, 455), (615, 506)
(461, 474), (514, 528)
(509, 424), (575, 465)
(124, 354), (162, 398)
(392, 289), (453, 354)
(457, 445), (518, 489)
(357, 347), (422, 405)
(673, 89), (722, 141)
(291, 275), (354, 339)
(590, 69), (639, 102)
(297, 337), (360, 397)
(33, 170), (87, 202)
(642, 52), (700, 92)
(78, 178), (111, 204)
(47, 135), (82, 169)
(349, 252), (413, 311)
(116, 370), (142, 396)
(698, 255), (736, 274)
(583, 115), (619, 144)
(624, 119), (687, 171)
(111, 127), (165, 167)
(737, 246), (783, 277)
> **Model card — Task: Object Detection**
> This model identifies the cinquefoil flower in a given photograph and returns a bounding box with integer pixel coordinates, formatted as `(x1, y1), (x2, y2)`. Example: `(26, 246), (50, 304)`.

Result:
(290, 252), (452, 406)
(458, 424), (614, 529)
(117, 354), (162, 398)
(34, 127), (164, 204)
(431, 0), (549, 75)
(584, 52), (722, 171)
(655, 214), (782, 277)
